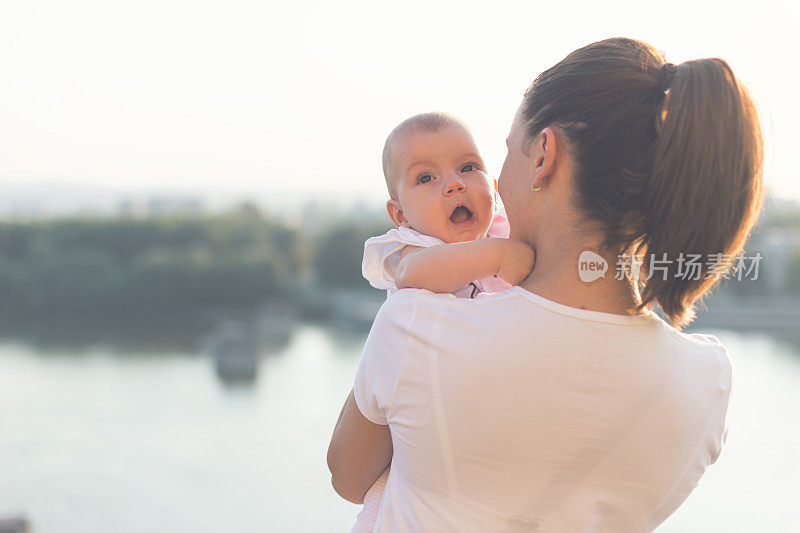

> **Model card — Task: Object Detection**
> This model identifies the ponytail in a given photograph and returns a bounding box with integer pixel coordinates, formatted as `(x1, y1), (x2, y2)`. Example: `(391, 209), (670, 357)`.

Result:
(520, 38), (764, 328)
(639, 58), (763, 326)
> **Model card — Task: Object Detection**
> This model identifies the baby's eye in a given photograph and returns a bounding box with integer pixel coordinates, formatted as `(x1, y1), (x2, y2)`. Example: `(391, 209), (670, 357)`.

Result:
(417, 174), (435, 184)
(461, 163), (480, 173)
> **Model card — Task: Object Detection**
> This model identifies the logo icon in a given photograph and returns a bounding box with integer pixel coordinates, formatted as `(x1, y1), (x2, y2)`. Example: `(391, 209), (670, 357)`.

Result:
(578, 251), (607, 282)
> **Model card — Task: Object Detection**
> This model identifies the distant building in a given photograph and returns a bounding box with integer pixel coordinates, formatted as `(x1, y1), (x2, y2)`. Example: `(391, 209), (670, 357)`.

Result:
(117, 196), (204, 218)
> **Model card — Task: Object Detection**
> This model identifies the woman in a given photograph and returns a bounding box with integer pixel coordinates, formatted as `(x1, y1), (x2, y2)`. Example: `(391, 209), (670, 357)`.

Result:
(328, 38), (762, 532)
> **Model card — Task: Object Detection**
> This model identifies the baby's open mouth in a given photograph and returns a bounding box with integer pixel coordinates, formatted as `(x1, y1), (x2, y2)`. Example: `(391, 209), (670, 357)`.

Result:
(450, 205), (473, 224)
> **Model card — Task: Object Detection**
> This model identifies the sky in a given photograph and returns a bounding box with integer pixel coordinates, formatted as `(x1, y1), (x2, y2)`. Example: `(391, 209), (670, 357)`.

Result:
(0, 0), (798, 209)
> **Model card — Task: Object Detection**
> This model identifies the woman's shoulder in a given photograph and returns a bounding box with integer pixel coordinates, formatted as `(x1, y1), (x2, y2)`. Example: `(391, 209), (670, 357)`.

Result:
(375, 288), (459, 320)
(381, 286), (522, 309)
(373, 287), (527, 333)
(676, 331), (734, 388)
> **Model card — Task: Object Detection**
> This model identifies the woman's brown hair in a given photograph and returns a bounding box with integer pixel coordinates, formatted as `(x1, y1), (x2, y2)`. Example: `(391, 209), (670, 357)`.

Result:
(521, 38), (764, 328)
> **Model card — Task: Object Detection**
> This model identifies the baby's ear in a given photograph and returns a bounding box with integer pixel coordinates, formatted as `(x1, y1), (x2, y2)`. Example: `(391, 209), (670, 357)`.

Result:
(386, 199), (408, 228)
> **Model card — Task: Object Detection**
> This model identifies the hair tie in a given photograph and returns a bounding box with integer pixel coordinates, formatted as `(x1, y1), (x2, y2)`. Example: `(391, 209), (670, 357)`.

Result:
(659, 63), (677, 92)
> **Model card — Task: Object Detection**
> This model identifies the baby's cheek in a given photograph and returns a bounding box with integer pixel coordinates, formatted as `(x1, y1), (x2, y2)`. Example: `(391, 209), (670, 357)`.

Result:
(479, 201), (496, 234)
(478, 192), (496, 217)
(410, 208), (445, 236)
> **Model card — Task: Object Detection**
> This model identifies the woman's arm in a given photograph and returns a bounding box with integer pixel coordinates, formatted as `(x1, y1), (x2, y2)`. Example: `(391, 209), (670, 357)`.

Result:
(394, 238), (535, 293)
(327, 390), (393, 504)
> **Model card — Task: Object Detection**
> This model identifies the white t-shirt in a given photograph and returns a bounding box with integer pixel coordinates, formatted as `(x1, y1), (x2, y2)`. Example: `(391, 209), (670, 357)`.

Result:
(353, 287), (734, 532)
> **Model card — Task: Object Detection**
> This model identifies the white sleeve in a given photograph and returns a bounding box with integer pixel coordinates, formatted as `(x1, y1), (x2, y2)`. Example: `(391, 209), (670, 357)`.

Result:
(695, 335), (735, 465)
(362, 228), (445, 291)
(717, 343), (735, 448)
(353, 290), (420, 425)
(362, 232), (404, 291)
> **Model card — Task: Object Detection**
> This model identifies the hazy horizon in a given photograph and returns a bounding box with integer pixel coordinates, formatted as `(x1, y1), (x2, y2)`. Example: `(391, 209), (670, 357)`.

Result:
(1, 1), (798, 202)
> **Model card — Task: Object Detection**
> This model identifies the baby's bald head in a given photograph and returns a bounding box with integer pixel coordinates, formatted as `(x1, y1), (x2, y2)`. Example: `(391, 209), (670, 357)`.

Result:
(382, 112), (472, 199)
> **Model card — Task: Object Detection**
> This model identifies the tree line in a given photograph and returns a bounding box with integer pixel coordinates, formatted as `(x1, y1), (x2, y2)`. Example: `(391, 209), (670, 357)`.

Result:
(0, 208), (391, 320)
(1, 203), (799, 322)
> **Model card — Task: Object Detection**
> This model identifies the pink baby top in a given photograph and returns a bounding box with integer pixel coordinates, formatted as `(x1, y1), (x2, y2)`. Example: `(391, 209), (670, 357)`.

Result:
(362, 209), (513, 298)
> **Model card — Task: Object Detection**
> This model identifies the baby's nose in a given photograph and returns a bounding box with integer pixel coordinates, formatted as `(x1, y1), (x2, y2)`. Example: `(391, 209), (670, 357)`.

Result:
(444, 176), (467, 194)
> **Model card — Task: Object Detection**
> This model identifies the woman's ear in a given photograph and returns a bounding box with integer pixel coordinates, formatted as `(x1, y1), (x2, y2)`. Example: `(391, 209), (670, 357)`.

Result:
(386, 199), (408, 228)
(532, 127), (558, 189)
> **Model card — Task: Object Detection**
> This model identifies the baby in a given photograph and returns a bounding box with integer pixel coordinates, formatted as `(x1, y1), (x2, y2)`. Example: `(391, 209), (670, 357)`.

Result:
(354, 112), (535, 532)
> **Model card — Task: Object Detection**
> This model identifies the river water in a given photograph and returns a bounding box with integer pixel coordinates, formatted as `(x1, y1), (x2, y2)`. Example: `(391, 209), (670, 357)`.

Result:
(0, 323), (797, 532)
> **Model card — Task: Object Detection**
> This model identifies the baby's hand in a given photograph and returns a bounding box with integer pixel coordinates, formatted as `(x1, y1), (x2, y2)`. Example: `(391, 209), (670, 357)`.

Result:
(497, 240), (536, 286)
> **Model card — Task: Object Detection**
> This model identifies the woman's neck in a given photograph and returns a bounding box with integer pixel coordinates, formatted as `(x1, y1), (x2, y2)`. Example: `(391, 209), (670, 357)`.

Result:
(519, 236), (645, 316)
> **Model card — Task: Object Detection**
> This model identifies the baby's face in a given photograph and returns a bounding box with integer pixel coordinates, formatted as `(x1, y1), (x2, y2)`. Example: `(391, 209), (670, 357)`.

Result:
(388, 125), (496, 244)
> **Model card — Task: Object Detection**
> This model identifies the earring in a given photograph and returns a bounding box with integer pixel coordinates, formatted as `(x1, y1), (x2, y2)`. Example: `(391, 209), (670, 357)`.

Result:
(531, 180), (544, 191)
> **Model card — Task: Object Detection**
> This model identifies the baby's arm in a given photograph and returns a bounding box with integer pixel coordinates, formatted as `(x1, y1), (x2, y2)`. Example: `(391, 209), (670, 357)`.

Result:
(393, 238), (535, 293)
